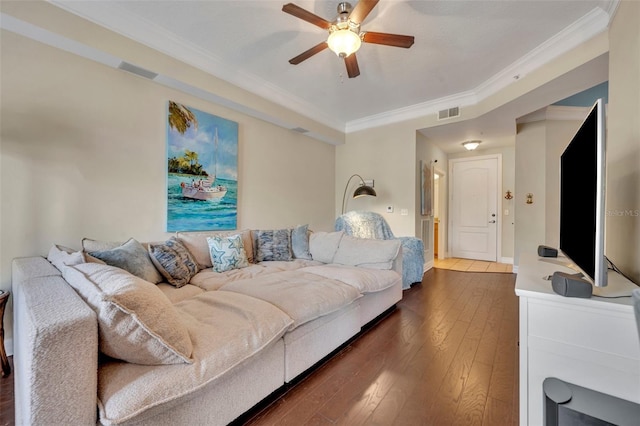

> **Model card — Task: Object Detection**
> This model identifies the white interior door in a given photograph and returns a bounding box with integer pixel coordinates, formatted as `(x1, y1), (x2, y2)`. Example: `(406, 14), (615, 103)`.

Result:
(450, 156), (499, 261)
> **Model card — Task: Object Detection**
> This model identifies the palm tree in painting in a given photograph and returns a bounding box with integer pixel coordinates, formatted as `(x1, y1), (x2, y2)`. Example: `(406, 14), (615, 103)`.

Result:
(184, 150), (198, 168)
(168, 101), (198, 134)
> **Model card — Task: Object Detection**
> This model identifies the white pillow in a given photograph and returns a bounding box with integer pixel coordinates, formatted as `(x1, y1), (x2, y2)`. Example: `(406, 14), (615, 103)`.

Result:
(47, 244), (85, 271)
(62, 262), (193, 365)
(309, 231), (344, 264)
(333, 235), (401, 270)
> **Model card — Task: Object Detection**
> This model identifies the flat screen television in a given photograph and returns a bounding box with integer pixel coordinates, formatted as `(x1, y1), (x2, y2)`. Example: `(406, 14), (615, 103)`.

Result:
(559, 98), (607, 287)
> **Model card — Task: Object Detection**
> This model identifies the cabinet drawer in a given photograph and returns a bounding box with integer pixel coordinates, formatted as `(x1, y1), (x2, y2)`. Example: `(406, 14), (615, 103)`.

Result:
(527, 298), (639, 358)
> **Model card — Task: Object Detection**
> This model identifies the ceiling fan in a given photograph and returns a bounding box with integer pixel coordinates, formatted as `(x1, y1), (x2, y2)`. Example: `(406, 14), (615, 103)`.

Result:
(282, 0), (415, 78)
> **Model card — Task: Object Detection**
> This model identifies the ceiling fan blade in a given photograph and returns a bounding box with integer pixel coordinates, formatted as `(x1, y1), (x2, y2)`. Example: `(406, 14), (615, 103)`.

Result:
(349, 0), (380, 24)
(362, 31), (415, 48)
(345, 54), (360, 78)
(289, 42), (328, 65)
(282, 3), (331, 30)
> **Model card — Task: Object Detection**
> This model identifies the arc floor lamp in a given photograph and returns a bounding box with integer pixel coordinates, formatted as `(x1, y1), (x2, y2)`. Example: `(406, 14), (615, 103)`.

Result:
(341, 174), (377, 214)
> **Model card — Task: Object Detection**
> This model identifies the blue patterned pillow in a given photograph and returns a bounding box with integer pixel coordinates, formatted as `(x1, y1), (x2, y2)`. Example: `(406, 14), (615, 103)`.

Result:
(254, 229), (292, 262)
(148, 237), (199, 288)
(88, 238), (163, 284)
(291, 224), (312, 260)
(206, 234), (249, 273)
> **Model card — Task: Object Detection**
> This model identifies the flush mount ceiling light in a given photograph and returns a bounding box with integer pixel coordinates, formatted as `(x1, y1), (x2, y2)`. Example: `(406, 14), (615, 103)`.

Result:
(462, 140), (482, 151)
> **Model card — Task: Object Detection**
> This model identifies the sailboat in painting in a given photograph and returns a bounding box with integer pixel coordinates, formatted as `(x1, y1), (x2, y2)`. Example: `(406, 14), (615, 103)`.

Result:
(180, 128), (227, 200)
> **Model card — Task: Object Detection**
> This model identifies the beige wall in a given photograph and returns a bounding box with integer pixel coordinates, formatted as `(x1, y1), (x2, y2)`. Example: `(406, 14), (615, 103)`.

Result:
(514, 118), (582, 264)
(515, 121), (547, 263)
(544, 120), (583, 248)
(606, 0), (640, 283)
(0, 31), (336, 350)
(513, 0), (640, 280)
(336, 122), (417, 237)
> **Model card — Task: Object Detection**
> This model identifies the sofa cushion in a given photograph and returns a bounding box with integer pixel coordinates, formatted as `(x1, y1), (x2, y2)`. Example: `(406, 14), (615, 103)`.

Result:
(301, 264), (401, 293)
(148, 237), (199, 288)
(219, 270), (361, 330)
(332, 235), (401, 270)
(176, 229), (254, 268)
(206, 234), (249, 272)
(309, 231), (344, 263)
(62, 262), (193, 365)
(291, 224), (312, 260)
(189, 259), (321, 291)
(254, 229), (293, 262)
(87, 238), (163, 284)
(97, 291), (292, 425)
(157, 283), (205, 304)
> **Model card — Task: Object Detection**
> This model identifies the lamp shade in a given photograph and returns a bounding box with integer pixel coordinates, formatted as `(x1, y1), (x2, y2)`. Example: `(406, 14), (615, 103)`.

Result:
(342, 174), (376, 214)
(327, 28), (362, 57)
(353, 184), (376, 198)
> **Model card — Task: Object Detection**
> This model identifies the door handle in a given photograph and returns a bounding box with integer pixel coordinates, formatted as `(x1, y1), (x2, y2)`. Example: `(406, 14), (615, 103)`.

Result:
(489, 220), (496, 223)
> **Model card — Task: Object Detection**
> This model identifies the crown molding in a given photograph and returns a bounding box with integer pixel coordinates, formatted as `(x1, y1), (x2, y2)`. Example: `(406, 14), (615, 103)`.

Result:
(36, 2), (617, 135)
(0, 12), (345, 146)
(50, 0), (345, 133)
(345, 90), (477, 133)
(346, 6), (611, 132)
(473, 7), (610, 102)
(517, 105), (592, 124)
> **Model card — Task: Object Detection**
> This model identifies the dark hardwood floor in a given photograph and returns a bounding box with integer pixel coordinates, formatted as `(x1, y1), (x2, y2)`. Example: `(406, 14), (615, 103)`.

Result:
(0, 268), (518, 426)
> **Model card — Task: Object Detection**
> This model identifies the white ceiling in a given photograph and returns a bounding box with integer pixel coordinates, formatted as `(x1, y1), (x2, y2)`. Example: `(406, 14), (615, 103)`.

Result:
(49, 0), (615, 151)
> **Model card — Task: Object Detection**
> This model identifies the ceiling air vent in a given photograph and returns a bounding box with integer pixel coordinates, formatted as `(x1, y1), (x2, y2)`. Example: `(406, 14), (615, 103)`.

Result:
(437, 107), (460, 121)
(117, 61), (158, 80)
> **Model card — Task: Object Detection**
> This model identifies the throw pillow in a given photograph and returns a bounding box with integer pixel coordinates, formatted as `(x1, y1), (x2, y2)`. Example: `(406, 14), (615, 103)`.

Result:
(291, 224), (312, 260)
(309, 231), (344, 263)
(62, 262), (193, 365)
(148, 237), (199, 288)
(176, 229), (254, 268)
(332, 235), (401, 270)
(254, 229), (292, 262)
(88, 238), (163, 284)
(47, 244), (85, 271)
(206, 234), (249, 273)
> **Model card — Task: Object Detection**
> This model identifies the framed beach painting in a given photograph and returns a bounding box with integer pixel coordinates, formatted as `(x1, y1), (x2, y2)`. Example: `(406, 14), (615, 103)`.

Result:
(166, 101), (238, 232)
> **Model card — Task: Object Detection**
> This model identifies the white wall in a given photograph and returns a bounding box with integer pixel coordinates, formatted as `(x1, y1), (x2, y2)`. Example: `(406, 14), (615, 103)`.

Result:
(0, 30), (336, 351)
(606, 0), (640, 283)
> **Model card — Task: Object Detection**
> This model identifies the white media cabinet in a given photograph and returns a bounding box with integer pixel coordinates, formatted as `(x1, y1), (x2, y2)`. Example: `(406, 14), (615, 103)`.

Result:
(515, 253), (640, 425)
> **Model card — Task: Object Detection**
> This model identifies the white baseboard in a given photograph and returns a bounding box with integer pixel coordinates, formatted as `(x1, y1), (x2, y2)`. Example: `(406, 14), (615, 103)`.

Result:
(424, 260), (433, 272)
(512, 265), (519, 274)
(500, 257), (514, 264)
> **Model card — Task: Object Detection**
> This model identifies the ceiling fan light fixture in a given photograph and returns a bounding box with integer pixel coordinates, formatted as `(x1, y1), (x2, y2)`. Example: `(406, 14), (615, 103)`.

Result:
(327, 28), (361, 58)
(462, 140), (482, 151)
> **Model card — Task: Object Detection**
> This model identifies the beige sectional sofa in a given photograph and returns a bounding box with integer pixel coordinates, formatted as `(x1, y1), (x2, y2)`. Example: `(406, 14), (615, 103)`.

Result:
(12, 228), (403, 425)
